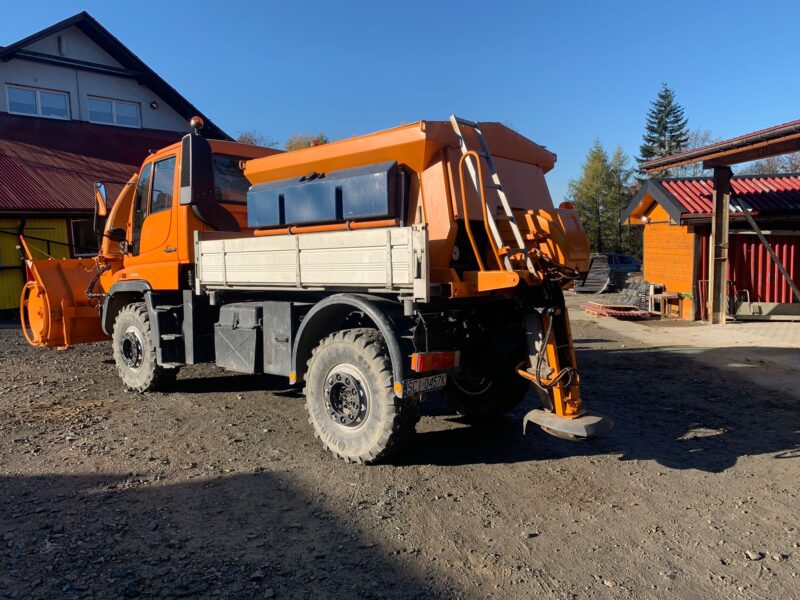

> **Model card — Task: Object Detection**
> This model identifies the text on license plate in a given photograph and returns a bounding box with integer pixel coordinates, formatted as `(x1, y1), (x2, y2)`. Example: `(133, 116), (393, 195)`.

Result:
(403, 373), (447, 395)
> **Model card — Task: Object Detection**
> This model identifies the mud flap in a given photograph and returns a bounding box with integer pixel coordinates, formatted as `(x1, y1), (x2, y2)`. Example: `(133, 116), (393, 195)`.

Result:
(523, 408), (613, 439)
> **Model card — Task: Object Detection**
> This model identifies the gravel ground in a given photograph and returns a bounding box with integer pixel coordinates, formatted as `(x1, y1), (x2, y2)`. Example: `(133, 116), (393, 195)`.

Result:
(1, 311), (798, 599)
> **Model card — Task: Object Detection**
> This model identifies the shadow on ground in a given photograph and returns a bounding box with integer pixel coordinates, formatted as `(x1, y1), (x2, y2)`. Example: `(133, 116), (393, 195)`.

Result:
(0, 310), (21, 330)
(170, 372), (301, 397)
(0, 471), (436, 599)
(398, 345), (800, 472)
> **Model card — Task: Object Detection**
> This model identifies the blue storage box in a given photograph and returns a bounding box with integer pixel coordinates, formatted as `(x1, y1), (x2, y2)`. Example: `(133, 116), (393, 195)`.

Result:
(247, 161), (404, 228)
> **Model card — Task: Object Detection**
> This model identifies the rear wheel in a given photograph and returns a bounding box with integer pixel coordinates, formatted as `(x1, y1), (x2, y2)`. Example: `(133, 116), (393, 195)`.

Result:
(444, 352), (529, 418)
(304, 328), (418, 464)
(112, 303), (177, 392)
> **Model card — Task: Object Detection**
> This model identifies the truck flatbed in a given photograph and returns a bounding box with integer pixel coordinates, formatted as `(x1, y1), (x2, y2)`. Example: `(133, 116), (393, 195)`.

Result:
(195, 225), (430, 302)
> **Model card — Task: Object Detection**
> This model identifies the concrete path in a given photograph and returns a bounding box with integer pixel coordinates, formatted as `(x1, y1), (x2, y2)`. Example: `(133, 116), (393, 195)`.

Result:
(567, 294), (800, 401)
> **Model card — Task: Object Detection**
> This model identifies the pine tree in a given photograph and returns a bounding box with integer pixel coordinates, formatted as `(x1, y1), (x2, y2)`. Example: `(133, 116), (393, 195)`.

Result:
(608, 147), (642, 258)
(637, 83), (689, 175)
(568, 143), (642, 257)
(567, 140), (612, 252)
(607, 147), (630, 251)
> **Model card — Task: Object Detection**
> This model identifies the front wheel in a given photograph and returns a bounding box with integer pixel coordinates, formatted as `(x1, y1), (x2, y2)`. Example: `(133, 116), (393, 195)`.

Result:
(304, 328), (417, 464)
(112, 302), (177, 392)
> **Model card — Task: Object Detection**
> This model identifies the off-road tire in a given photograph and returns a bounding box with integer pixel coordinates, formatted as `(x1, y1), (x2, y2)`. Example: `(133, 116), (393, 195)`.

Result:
(304, 328), (418, 464)
(444, 354), (529, 419)
(112, 302), (177, 392)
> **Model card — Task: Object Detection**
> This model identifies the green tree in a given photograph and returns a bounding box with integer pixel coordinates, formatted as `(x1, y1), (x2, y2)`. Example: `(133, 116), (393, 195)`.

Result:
(637, 83), (689, 176)
(568, 140), (612, 252)
(609, 147), (643, 258)
(608, 146), (631, 252)
(235, 130), (277, 147)
(568, 143), (642, 257)
(285, 132), (329, 151)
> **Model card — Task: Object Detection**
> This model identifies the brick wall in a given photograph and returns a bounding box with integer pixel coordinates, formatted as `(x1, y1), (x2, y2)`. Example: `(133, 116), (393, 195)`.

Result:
(642, 205), (695, 319)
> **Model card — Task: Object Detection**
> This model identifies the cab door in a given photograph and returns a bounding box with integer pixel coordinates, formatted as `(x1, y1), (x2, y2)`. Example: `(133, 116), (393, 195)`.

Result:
(124, 155), (180, 288)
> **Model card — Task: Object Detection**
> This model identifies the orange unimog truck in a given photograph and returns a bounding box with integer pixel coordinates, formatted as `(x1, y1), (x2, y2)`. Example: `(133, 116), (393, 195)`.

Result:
(20, 115), (612, 463)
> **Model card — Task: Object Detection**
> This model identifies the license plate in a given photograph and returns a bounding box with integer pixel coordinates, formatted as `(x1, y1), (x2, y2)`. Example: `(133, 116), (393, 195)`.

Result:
(403, 373), (447, 396)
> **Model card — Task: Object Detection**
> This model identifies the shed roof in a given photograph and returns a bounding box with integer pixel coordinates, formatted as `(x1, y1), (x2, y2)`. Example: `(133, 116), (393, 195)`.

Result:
(622, 174), (800, 224)
(0, 113), (180, 213)
(642, 119), (800, 172)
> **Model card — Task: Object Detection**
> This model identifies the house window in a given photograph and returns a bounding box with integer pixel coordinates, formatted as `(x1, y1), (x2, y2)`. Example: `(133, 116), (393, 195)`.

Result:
(7, 85), (70, 119)
(88, 96), (141, 128)
(70, 219), (99, 257)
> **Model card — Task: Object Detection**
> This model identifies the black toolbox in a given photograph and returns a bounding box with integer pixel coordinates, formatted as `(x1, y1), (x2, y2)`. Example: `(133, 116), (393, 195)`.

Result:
(214, 303), (263, 373)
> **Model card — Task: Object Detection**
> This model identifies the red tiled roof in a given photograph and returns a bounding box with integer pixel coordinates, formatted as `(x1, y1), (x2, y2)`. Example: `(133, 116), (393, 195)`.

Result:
(660, 174), (800, 217)
(622, 173), (800, 225)
(0, 113), (180, 213)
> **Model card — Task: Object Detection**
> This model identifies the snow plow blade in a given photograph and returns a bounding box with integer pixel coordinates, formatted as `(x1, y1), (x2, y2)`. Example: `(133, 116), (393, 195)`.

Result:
(523, 408), (613, 439)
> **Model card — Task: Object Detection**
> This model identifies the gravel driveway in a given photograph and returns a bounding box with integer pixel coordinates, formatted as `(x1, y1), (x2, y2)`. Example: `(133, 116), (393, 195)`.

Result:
(1, 312), (797, 599)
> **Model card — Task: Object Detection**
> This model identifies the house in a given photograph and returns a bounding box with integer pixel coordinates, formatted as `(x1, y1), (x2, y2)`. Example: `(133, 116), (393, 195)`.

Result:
(622, 175), (800, 320)
(0, 12), (229, 310)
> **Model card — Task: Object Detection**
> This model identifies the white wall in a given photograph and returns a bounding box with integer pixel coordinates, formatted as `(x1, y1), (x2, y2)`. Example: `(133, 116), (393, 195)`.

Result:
(25, 25), (122, 67)
(0, 25), (190, 133)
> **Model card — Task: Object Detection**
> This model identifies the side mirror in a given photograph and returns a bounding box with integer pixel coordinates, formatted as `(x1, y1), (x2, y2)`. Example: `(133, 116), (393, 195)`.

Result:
(179, 132), (214, 206)
(105, 227), (127, 243)
(178, 128), (240, 232)
(93, 182), (108, 235)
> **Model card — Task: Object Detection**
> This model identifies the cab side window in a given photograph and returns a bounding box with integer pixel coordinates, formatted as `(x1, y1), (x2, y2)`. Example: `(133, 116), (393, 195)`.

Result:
(151, 156), (176, 214)
(131, 162), (152, 255)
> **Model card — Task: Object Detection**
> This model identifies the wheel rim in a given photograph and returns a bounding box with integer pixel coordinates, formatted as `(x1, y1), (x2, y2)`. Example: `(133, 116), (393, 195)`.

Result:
(20, 281), (46, 346)
(324, 364), (369, 428)
(121, 325), (144, 370)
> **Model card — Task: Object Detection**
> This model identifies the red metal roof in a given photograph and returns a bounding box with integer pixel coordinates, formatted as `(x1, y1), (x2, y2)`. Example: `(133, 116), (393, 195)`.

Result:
(0, 113), (180, 213)
(660, 174), (800, 217)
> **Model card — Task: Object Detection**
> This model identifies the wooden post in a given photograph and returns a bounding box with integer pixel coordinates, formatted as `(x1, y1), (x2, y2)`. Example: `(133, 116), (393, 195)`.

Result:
(708, 166), (732, 324)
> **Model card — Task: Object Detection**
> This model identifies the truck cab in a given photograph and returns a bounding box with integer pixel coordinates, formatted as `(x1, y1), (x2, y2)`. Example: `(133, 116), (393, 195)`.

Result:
(100, 136), (279, 292)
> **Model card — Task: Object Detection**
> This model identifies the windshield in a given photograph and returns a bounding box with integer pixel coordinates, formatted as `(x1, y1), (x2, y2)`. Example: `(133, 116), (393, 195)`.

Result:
(213, 154), (250, 204)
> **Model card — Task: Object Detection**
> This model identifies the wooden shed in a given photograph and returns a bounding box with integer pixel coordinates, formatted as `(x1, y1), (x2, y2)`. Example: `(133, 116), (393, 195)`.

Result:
(623, 175), (800, 321)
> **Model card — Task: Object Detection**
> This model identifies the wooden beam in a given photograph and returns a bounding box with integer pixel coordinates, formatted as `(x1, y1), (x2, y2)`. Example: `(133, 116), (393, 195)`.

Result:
(11, 49), (143, 79)
(708, 167), (732, 324)
(703, 134), (800, 168)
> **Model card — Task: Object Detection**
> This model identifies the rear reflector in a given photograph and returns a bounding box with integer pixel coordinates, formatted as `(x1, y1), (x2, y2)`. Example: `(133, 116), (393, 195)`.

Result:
(410, 351), (460, 373)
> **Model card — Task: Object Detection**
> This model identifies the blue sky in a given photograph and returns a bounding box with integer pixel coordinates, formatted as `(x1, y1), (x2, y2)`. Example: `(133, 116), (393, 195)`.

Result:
(3, 1), (799, 201)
